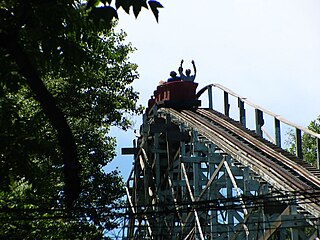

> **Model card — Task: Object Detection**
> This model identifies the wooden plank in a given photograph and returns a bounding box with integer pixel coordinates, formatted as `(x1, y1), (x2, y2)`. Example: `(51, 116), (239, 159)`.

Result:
(121, 147), (138, 155)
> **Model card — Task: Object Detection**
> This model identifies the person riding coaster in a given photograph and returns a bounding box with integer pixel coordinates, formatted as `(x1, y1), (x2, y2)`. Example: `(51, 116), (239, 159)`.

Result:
(179, 59), (196, 82)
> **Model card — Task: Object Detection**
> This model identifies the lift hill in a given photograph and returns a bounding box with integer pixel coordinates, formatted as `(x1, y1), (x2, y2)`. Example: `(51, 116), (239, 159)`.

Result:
(122, 82), (320, 239)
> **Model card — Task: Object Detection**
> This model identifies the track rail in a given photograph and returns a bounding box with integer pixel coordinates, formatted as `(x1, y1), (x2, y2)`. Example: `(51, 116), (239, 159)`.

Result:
(163, 108), (320, 217)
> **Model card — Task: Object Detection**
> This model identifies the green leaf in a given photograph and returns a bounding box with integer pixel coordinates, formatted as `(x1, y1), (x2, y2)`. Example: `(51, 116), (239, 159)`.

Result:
(86, 0), (100, 9)
(100, 0), (113, 5)
(115, 0), (131, 14)
(132, 3), (141, 18)
(132, 0), (149, 18)
(90, 6), (119, 27)
(148, 0), (163, 22)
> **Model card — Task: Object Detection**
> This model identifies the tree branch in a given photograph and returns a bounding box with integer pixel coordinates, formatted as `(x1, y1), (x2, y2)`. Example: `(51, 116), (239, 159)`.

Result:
(0, 33), (81, 208)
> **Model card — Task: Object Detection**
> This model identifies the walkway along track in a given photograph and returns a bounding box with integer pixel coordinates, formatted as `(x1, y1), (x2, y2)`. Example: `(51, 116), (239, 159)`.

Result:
(163, 108), (320, 218)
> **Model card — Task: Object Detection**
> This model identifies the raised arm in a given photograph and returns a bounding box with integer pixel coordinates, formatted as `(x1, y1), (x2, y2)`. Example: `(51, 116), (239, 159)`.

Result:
(192, 60), (196, 76)
(179, 59), (184, 74)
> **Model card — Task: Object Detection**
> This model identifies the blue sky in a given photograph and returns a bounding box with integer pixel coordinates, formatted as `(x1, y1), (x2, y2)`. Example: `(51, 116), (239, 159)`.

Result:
(106, 0), (320, 179)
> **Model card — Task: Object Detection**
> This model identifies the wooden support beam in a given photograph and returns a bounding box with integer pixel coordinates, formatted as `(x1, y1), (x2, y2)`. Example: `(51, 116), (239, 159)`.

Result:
(257, 207), (290, 240)
(197, 159), (225, 201)
(224, 91), (230, 117)
(295, 128), (303, 159)
(224, 160), (249, 236)
(181, 163), (205, 240)
(208, 85), (213, 109)
(238, 97), (246, 128)
(121, 147), (138, 155)
(255, 109), (264, 137)
(274, 118), (281, 147)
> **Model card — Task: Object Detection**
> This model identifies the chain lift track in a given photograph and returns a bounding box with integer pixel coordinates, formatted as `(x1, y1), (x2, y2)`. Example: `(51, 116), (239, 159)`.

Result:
(122, 84), (320, 240)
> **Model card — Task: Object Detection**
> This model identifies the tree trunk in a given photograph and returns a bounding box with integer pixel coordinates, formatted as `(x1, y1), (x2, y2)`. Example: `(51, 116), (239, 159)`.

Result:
(0, 34), (81, 208)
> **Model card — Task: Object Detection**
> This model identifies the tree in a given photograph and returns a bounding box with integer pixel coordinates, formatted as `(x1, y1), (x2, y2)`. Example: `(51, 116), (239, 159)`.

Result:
(86, 0), (164, 22)
(300, 116), (320, 166)
(0, 0), (158, 238)
(287, 115), (320, 166)
(0, 0), (162, 208)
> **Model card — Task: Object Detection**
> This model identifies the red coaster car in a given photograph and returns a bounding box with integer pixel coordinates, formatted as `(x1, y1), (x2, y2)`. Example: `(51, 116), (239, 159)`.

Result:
(147, 81), (201, 113)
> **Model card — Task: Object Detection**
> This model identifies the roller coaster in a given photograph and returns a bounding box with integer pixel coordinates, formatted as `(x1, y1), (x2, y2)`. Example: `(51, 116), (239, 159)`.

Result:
(122, 81), (320, 239)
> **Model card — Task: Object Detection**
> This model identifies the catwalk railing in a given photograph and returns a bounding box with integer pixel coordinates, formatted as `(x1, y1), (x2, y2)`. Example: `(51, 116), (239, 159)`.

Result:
(197, 83), (320, 169)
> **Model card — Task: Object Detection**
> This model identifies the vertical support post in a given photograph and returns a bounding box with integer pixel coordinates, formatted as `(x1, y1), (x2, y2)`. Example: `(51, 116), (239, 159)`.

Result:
(238, 98), (246, 128)
(152, 103), (158, 118)
(192, 131), (200, 199)
(208, 85), (213, 110)
(225, 156), (233, 235)
(180, 123), (188, 225)
(255, 109), (264, 137)
(154, 132), (161, 187)
(224, 91), (230, 117)
(193, 161), (200, 197)
(316, 218), (320, 240)
(274, 118), (281, 147)
(209, 144), (219, 239)
(133, 152), (138, 225)
(153, 131), (162, 238)
(290, 198), (299, 240)
(317, 138), (320, 169)
(295, 128), (302, 159)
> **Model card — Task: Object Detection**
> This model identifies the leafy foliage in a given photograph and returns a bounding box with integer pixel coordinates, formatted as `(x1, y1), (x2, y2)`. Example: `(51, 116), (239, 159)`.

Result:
(0, 0), (162, 207)
(86, 0), (164, 22)
(301, 116), (320, 165)
(286, 115), (320, 166)
(0, 0), (148, 238)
